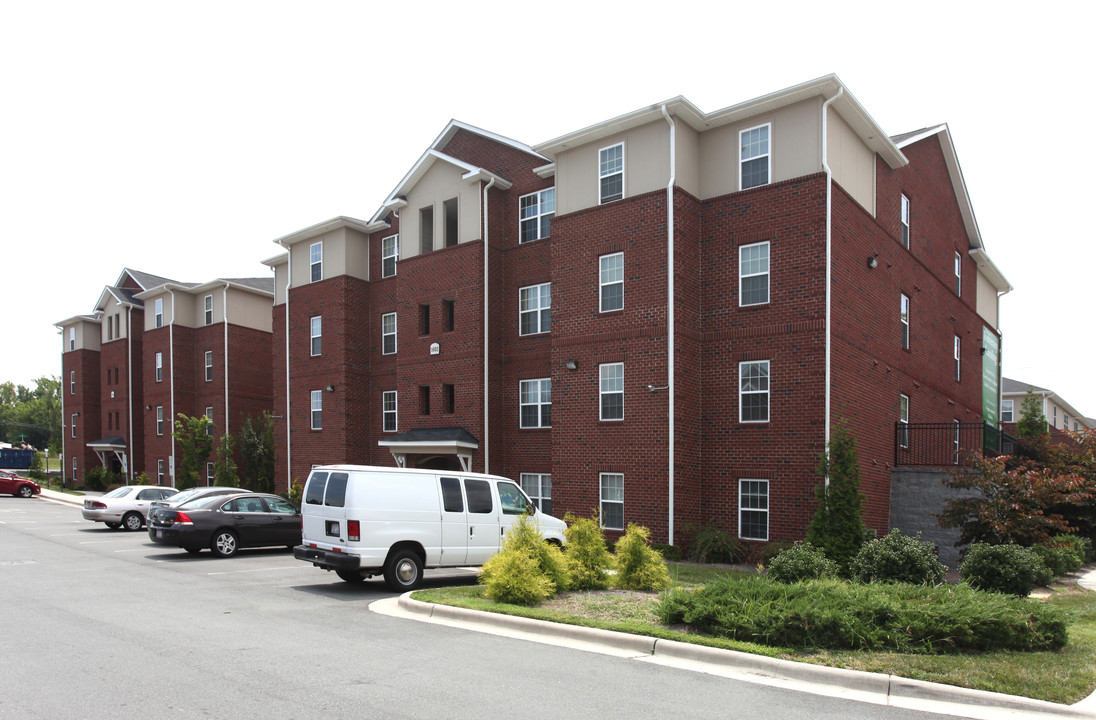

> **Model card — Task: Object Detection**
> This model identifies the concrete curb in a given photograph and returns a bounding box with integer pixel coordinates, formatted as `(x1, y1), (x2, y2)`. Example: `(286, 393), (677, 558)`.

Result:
(37, 488), (85, 507)
(398, 593), (1096, 718)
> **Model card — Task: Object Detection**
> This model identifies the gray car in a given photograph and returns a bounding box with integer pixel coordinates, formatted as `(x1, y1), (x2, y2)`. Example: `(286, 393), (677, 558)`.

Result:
(82, 485), (179, 530)
(146, 485), (246, 537)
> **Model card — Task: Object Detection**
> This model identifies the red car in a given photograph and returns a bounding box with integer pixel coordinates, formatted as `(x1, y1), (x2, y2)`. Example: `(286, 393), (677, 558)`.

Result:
(0, 469), (41, 498)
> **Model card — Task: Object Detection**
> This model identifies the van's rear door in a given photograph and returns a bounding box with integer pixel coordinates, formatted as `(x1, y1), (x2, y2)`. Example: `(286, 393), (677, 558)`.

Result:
(301, 470), (349, 548)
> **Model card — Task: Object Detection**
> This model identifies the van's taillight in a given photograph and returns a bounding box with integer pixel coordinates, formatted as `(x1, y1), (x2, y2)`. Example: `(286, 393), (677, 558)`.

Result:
(92, 501), (107, 509)
(348, 520), (360, 542)
(175, 512), (193, 525)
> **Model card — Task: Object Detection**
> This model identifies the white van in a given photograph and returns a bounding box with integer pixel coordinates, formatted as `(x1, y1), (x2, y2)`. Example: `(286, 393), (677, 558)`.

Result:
(293, 465), (567, 591)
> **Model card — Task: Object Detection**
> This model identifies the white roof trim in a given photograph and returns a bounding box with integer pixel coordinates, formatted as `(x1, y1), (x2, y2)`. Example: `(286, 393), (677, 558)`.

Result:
(431, 119), (548, 161)
(271, 216), (381, 248)
(369, 150), (511, 224)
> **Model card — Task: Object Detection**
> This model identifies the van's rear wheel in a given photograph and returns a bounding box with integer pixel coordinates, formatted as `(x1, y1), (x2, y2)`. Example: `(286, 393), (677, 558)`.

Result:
(336, 569), (365, 584)
(384, 549), (423, 592)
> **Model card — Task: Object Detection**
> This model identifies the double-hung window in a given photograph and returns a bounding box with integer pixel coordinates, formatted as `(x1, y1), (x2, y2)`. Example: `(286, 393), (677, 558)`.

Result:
(382, 235), (399, 278)
(954, 336), (961, 382)
(70, 370), (75, 394)
(71, 413), (77, 438)
(207, 462), (215, 485)
(519, 188), (555, 242)
(155, 352), (163, 382)
(954, 252), (962, 296)
(900, 294), (910, 349)
(599, 253), (623, 312)
(519, 378), (551, 428)
(382, 390), (397, 432)
(154, 298), (164, 328)
(310, 390), (322, 430)
(69, 327), (75, 350)
(599, 144), (624, 203)
(520, 473), (552, 514)
(1001, 399), (1014, 423)
(600, 363), (624, 421)
(204, 351), (213, 382)
(739, 480), (769, 540)
(739, 241), (770, 306)
(205, 407), (214, 436)
(899, 394), (910, 448)
(309, 241), (323, 283)
(156, 406), (164, 436)
(900, 195), (911, 248)
(739, 360), (770, 423)
(740, 124), (770, 190)
(600, 473), (624, 530)
(204, 295), (213, 325)
(382, 313), (397, 355)
(310, 316), (322, 356)
(519, 283), (551, 335)
(157, 459), (164, 485)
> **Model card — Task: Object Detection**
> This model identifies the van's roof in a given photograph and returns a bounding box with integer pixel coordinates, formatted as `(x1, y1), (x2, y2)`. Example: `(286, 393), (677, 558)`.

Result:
(310, 465), (515, 482)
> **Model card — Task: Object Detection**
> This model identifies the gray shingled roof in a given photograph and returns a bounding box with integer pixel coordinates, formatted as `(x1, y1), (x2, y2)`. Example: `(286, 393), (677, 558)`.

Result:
(126, 269), (183, 291)
(224, 277), (276, 293)
(1002, 377), (1050, 395)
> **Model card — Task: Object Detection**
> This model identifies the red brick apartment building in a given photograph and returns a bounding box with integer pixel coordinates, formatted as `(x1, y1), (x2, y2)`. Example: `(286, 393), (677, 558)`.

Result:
(57, 270), (274, 485)
(263, 74), (1010, 548)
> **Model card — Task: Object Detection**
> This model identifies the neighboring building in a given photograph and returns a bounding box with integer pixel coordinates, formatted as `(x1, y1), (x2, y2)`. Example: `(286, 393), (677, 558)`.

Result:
(57, 269), (274, 485)
(1001, 377), (1093, 437)
(263, 74), (1010, 549)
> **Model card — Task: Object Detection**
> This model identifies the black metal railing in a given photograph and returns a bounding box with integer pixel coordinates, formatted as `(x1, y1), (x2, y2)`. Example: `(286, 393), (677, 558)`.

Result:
(894, 422), (1020, 468)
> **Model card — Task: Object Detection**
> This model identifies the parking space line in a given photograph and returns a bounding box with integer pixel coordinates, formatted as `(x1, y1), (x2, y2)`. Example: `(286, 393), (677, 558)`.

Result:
(207, 565), (306, 576)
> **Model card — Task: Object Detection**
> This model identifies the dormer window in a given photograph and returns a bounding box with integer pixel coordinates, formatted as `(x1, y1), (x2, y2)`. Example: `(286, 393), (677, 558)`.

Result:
(599, 144), (624, 204)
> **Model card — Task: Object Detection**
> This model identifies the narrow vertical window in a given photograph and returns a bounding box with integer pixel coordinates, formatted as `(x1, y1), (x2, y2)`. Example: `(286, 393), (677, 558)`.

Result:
(739, 241), (770, 306)
(70, 370), (75, 394)
(520, 378), (552, 428)
(599, 253), (623, 313)
(442, 299), (454, 332)
(740, 124), (771, 190)
(155, 352), (163, 382)
(205, 351), (213, 382)
(442, 383), (455, 414)
(420, 207), (434, 254)
(155, 298), (164, 328)
(899, 394), (909, 448)
(900, 194), (911, 249)
(443, 198), (458, 247)
(156, 406), (164, 436)
(71, 413), (77, 438)
(382, 313), (397, 355)
(382, 390), (397, 432)
(954, 251), (962, 296)
(309, 241), (323, 283)
(419, 386), (431, 416)
(204, 295), (213, 325)
(600, 473), (624, 530)
(599, 363), (624, 421)
(157, 459), (164, 485)
(1001, 399), (1014, 423)
(382, 234), (399, 278)
(519, 188), (555, 242)
(739, 480), (769, 540)
(953, 419), (961, 465)
(311, 390), (322, 430)
(900, 294), (910, 349)
(207, 462), (215, 485)
(69, 327), (75, 350)
(419, 304), (431, 336)
(953, 336), (961, 382)
(310, 316), (322, 356)
(519, 283), (551, 335)
(739, 360), (770, 423)
(599, 143), (624, 204)
(205, 407), (214, 436)
(521, 473), (552, 514)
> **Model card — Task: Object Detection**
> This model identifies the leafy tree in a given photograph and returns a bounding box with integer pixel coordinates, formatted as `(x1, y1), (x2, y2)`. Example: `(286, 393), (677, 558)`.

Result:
(0, 376), (61, 452)
(806, 421), (869, 571)
(213, 432), (239, 487)
(239, 411), (275, 492)
(173, 413), (214, 490)
(1017, 388), (1048, 440)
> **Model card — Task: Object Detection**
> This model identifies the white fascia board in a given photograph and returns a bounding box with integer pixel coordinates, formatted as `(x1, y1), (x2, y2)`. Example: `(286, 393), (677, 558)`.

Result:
(533, 163), (556, 179)
(376, 439), (480, 452)
(369, 150), (511, 223)
(261, 252), (288, 268)
(533, 96), (702, 159)
(271, 216), (376, 248)
(969, 248), (1012, 294)
(54, 314), (100, 328)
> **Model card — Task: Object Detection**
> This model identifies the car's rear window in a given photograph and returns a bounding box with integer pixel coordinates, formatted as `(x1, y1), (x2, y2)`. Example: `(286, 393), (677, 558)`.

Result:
(324, 473), (348, 507)
(181, 494), (236, 509)
(304, 472), (327, 505)
(103, 487), (134, 498)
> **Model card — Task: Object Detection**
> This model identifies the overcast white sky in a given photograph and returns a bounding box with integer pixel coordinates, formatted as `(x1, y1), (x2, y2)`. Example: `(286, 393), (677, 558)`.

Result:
(2, 2), (1091, 415)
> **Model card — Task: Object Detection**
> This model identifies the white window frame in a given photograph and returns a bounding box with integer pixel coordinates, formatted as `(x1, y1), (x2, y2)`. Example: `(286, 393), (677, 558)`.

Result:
(155, 352), (163, 382)
(382, 390), (397, 432)
(155, 298), (164, 328)
(739, 360), (770, 423)
(599, 252), (623, 313)
(205, 407), (214, 436)
(1001, 399), (1014, 423)
(310, 390), (322, 430)
(70, 370), (75, 395)
(156, 406), (164, 436)
(900, 294), (910, 349)
(953, 419), (961, 465)
(204, 295), (213, 326)
(599, 363), (624, 421)
(205, 351), (213, 382)
(206, 462), (215, 485)
(600, 472), (624, 530)
(954, 336), (961, 382)
(157, 459), (164, 485)
(899, 394), (910, 448)
(598, 143), (624, 204)
(739, 479), (769, 541)
(520, 473), (552, 514)
(954, 251), (962, 296)
(310, 316), (322, 357)
(519, 378), (552, 429)
(382, 234), (399, 278)
(309, 241), (323, 283)
(382, 312), (397, 355)
(519, 188), (555, 243)
(900, 194), (910, 249)
(69, 327), (75, 350)
(71, 413), (77, 438)
(739, 123), (771, 190)
(739, 241), (770, 306)
(519, 282), (551, 336)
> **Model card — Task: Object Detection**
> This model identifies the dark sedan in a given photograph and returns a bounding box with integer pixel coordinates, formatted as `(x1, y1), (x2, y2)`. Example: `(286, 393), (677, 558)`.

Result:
(148, 492), (301, 557)
(146, 485), (246, 536)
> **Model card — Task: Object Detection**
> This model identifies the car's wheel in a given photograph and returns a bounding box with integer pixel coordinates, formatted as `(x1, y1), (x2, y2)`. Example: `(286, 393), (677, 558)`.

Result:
(105, 522), (121, 529)
(185, 547), (202, 555)
(384, 548), (423, 592)
(122, 512), (143, 531)
(336, 569), (365, 584)
(211, 530), (238, 558)
(18, 485), (34, 498)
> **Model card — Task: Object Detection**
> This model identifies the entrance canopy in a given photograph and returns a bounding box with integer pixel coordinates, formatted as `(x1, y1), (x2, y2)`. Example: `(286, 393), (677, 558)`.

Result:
(87, 436), (127, 474)
(378, 427), (479, 472)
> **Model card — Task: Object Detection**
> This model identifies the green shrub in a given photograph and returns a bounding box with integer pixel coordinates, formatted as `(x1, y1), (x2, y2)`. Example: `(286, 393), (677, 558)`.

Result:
(656, 575), (1067, 653)
(687, 521), (748, 564)
(613, 524), (671, 591)
(959, 543), (1053, 597)
(84, 467), (121, 491)
(849, 529), (947, 585)
(767, 542), (839, 583)
(759, 541), (792, 567)
(1032, 542), (1084, 578)
(651, 543), (682, 561)
(286, 479), (304, 507)
(563, 514), (615, 591)
(1049, 534), (1093, 564)
(480, 514), (569, 604)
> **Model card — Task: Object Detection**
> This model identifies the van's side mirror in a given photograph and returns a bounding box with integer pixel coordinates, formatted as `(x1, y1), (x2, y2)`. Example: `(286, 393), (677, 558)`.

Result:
(526, 502), (536, 515)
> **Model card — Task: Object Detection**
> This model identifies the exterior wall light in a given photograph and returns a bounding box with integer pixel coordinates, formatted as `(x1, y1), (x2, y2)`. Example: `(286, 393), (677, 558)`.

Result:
(565, 359), (578, 370)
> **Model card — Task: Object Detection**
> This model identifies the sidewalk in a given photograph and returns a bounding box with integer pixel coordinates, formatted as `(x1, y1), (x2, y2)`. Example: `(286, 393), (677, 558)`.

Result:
(38, 488), (98, 507)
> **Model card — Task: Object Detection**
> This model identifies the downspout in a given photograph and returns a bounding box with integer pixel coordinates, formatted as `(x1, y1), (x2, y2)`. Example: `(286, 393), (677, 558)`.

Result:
(223, 285), (230, 436)
(660, 104), (676, 546)
(821, 87), (843, 488)
(483, 177), (497, 473)
(168, 289), (177, 487)
(284, 252), (293, 489)
(126, 305), (134, 483)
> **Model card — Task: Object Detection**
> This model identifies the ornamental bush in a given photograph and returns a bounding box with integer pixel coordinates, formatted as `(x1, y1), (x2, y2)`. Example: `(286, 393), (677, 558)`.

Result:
(849, 529), (947, 586)
(1031, 542), (1084, 578)
(563, 513), (615, 591)
(613, 524), (671, 591)
(480, 513), (569, 604)
(766, 542), (839, 583)
(686, 521), (748, 564)
(959, 543), (1053, 597)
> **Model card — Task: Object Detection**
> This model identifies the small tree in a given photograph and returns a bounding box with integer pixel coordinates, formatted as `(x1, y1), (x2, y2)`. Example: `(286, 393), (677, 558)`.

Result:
(213, 432), (239, 487)
(239, 411), (275, 492)
(563, 513), (615, 590)
(806, 421), (869, 571)
(613, 524), (671, 591)
(174, 413), (214, 490)
(1016, 388), (1048, 440)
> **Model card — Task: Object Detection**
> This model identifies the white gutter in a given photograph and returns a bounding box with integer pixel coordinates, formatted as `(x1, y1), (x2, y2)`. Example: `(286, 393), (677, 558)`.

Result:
(821, 87), (843, 486)
(223, 285), (230, 435)
(661, 104), (676, 546)
(482, 177), (497, 473)
(126, 305), (133, 482)
(168, 289), (177, 487)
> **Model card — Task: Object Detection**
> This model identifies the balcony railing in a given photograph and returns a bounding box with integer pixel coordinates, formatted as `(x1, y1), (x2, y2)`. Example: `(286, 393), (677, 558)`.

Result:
(894, 422), (1020, 468)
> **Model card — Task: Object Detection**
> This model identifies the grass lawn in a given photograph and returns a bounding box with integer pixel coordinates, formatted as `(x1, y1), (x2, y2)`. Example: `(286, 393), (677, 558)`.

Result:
(412, 562), (1096, 705)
